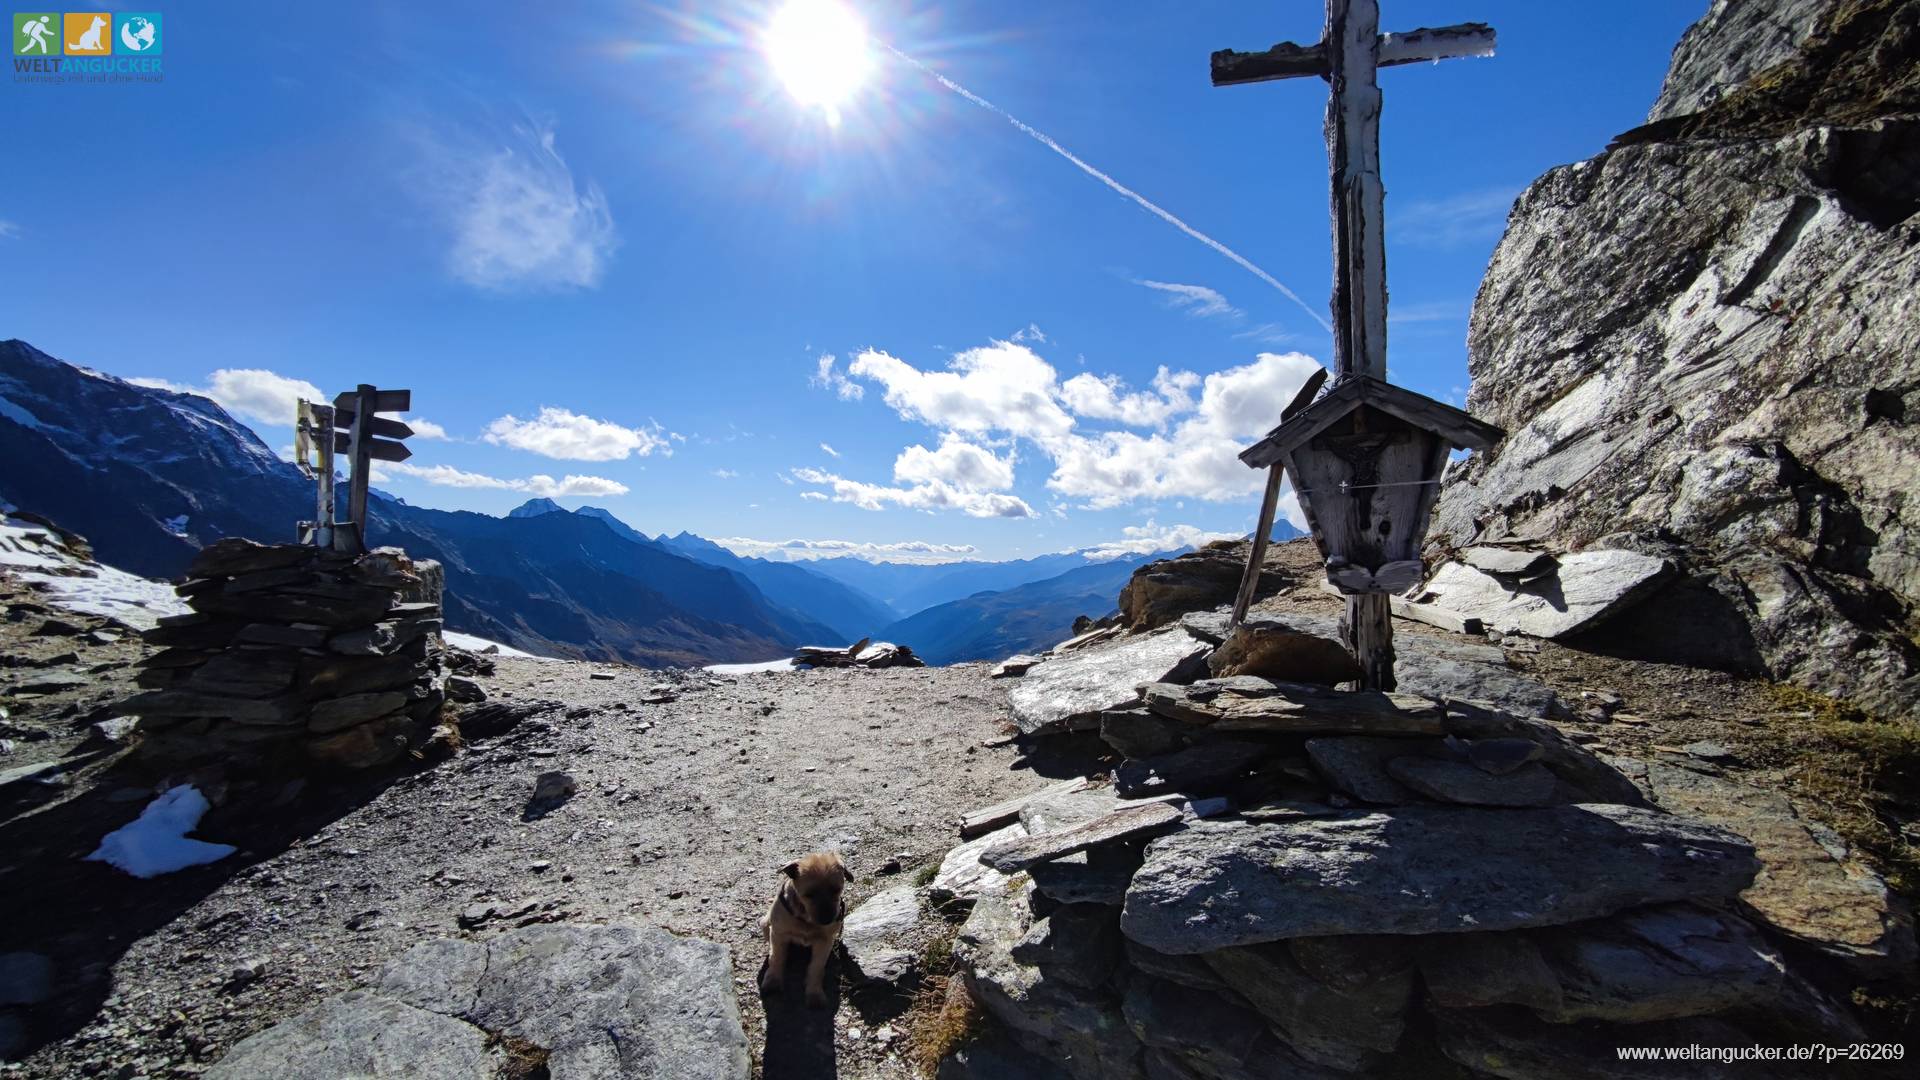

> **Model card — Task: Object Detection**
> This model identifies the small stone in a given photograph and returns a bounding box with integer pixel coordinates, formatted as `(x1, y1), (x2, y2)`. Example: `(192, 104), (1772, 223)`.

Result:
(226, 958), (267, 990)
(527, 771), (577, 814)
(529, 861), (553, 874)
(589, 672), (615, 681)
(445, 676), (486, 704)
(1682, 740), (1737, 764)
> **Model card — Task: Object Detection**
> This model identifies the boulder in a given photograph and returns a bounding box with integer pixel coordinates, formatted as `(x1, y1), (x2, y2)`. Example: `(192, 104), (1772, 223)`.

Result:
(839, 884), (923, 989)
(1535, 905), (1786, 1023)
(1098, 709), (1190, 760)
(445, 676), (486, 704)
(1202, 942), (1413, 1070)
(992, 655), (1046, 678)
(929, 822), (1027, 912)
(1444, 700), (1649, 806)
(1010, 905), (1122, 989)
(1421, 931), (1565, 1012)
(1304, 736), (1443, 804)
(1027, 848), (1140, 907)
(1121, 976), (1339, 1080)
(1143, 678), (1444, 735)
(1385, 756), (1559, 807)
(1121, 806), (1759, 953)
(1206, 620), (1360, 684)
(1117, 545), (1268, 632)
(960, 886), (1146, 1080)
(1417, 552), (1674, 640)
(205, 991), (493, 1080)
(1619, 757), (1917, 977)
(1114, 740), (1272, 798)
(1007, 631), (1212, 736)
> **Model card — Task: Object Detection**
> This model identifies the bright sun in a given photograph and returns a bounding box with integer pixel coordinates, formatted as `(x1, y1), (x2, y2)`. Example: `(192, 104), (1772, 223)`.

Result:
(763, 0), (872, 124)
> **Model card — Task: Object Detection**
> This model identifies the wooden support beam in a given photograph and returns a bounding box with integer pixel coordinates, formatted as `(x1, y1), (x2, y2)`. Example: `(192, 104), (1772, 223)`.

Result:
(1229, 368), (1327, 629)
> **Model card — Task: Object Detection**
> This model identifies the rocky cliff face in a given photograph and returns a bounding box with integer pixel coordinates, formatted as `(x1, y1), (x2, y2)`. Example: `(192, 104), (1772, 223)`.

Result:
(1432, 0), (1920, 719)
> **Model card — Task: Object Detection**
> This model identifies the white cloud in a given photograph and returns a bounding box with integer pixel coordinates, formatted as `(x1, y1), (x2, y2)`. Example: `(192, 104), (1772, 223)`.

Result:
(1078, 520), (1241, 561)
(713, 468), (738, 479)
(799, 491), (828, 501)
(483, 407), (670, 461)
(1011, 323), (1047, 343)
(791, 465), (1035, 519)
(1059, 366), (1199, 429)
(419, 120), (617, 291)
(810, 354), (865, 401)
(712, 536), (980, 564)
(402, 416), (450, 440)
(1391, 187), (1521, 249)
(819, 442), (840, 457)
(132, 368), (325, 428)
(850, 342), (1074, 440)
(1137, 279), (1241, 320)
(1234, 322), (1297, 346)
(892, 433), (1015, 492)
(0, 221), (19, 241)
(1043, 352), (1323, 508)
(373, 461), (627, 498)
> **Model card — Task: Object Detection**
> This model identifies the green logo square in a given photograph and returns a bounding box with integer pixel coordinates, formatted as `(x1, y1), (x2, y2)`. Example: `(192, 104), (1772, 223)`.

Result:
(12, 12), (58, 56)
(116, 12), (160, 55)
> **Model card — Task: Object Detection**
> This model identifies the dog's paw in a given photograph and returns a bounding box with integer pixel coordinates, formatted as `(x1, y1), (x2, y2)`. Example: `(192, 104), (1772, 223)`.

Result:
(757, 966), (781, 996)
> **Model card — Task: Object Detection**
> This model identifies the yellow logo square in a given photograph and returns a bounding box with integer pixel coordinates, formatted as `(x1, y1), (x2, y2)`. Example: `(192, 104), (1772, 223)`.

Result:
(63, 12), (111, 55)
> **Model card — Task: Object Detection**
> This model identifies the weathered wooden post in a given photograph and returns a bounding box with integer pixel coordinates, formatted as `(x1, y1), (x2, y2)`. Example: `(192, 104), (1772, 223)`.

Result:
(1213, 1), (1504, 689)
(293, 399), (337, 549)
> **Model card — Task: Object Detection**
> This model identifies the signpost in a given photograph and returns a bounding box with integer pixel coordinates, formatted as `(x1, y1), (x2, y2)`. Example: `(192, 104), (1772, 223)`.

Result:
(1213, 1), (1503, 689)
(295, 385), (412, 554)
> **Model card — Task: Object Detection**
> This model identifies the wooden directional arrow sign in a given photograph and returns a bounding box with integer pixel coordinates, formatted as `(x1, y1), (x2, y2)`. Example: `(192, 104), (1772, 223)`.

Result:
(333, 389), (411, 414)
(331, 431), (413, 462)
(331, 411), (414, 440)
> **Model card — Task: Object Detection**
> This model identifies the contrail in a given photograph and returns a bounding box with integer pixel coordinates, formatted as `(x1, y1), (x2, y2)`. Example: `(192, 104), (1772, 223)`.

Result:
(887, 44), (1331, 334)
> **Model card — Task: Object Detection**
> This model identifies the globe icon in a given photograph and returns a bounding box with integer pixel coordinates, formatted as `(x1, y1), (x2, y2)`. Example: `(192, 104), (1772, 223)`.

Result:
(120, 17), (157, 52)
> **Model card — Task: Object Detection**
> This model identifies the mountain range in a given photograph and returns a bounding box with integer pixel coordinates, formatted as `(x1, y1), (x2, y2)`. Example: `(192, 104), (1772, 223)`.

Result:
(0, 339), (1284, 665)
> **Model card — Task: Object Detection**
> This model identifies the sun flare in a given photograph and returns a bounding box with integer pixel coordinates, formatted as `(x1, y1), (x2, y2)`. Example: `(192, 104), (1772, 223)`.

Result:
(763, 0), (872, 124)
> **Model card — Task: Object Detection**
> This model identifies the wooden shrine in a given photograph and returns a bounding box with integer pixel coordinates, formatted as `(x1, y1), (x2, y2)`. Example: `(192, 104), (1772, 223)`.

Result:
(1215, 0), (1504, 689)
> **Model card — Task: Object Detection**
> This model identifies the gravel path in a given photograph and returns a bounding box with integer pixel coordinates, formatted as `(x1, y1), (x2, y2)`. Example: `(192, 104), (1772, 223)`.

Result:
(6, 656), (1048, 1079)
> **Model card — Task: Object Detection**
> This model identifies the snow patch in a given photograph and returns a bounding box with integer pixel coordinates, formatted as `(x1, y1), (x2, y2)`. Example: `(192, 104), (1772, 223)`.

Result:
(0, 517), (187, 629)
(706, 658), (800, 675)
(442, 630), (552, 660)
(86, 786), (237, 878)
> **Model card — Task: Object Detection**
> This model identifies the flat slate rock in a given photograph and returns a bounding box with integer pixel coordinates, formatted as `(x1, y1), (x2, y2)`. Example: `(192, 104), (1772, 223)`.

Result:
(1115, 740), (1271, 798)
(1121, 805), (1759, 954)
(1304, 736), (1445, 805)
(1007, 630), (1210, 736)
(929, 822), (1027, 910)
(991, 655), (1046, 679)
(1386, 756), (1559, 807)
(1537, 904), (1785, 1024)
(1618, 756), (1918, 977)
(1420, 550), (1674, 639)
(982, 802), (1183, 873)
(1144, 678), (1444, 735)
(211, 924), (749, 1080)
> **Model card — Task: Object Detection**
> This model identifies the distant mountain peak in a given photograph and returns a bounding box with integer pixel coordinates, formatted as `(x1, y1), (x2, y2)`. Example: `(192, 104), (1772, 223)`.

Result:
(506, 497), (565, 519)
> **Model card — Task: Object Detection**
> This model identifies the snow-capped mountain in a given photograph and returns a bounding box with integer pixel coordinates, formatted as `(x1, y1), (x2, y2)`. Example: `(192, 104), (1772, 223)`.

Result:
(0, 340), (839, 665)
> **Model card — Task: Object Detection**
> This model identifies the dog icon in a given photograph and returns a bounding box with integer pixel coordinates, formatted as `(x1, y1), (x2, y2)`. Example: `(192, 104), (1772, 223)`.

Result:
(69, 15), (106, 52)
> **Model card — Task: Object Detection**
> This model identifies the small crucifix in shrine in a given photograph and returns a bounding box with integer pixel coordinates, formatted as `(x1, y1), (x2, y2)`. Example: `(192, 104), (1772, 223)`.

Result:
(1215, 0), (1505, 691)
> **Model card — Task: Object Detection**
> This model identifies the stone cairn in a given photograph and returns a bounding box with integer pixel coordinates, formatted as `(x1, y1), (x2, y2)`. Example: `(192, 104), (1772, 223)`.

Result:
(935, 612), (1865, 1079)
(125, 538), (447, 770)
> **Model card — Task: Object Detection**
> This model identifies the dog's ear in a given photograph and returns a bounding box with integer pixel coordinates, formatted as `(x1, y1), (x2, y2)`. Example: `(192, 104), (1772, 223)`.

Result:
(779, 860), (801, 879)
(841, 864), (855, 883)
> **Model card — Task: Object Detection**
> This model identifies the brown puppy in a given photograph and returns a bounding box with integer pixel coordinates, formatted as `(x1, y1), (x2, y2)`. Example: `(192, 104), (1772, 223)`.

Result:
(759, 850), (853, 1008)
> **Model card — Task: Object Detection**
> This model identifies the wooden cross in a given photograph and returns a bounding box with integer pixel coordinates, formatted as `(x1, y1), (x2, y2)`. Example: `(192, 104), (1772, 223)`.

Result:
(1214, 1), (1495, 684)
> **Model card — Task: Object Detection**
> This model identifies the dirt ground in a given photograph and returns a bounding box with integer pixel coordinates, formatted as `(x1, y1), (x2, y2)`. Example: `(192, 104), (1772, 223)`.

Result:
(1, 651), (1054, 1080)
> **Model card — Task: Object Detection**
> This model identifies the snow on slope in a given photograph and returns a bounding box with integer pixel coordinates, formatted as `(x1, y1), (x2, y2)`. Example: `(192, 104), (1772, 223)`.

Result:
(0, 515), (187, 629)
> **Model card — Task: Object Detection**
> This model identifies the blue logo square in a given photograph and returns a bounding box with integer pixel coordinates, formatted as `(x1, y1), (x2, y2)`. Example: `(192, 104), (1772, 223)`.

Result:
(115, 12), (161, 55)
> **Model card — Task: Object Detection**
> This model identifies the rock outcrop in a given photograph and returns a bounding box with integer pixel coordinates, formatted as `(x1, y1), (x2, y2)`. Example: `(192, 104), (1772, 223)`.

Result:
(208, 924), (750, 1080)
(1429, 0), (1920, 719)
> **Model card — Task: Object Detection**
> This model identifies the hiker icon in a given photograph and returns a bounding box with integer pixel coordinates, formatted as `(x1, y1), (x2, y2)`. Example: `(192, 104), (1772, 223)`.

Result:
(19, 15), (53, 54)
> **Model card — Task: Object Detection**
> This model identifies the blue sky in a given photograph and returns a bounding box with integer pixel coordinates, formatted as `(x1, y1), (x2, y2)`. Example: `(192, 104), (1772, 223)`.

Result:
(4, 1), (1698, 562)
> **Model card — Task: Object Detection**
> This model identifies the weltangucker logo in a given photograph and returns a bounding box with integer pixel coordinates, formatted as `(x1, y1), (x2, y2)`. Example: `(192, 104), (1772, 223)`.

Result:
(13, 11), (163, 83)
